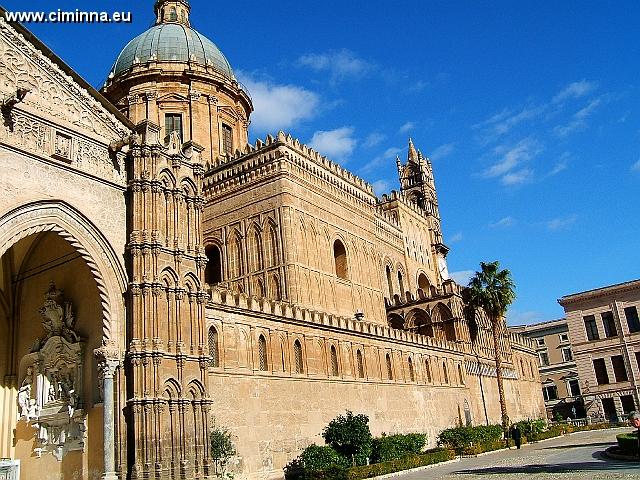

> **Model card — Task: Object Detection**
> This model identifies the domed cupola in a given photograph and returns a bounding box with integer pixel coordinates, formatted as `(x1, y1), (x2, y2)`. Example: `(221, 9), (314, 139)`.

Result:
(102, 0), (252, 164)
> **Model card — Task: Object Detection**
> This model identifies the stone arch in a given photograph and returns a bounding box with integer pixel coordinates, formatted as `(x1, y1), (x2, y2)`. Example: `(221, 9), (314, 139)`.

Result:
(0, 201), (126, 347)
(387, 313), (404, 330)
(417, 272), (430, 291)
(405, 308), (434, 337)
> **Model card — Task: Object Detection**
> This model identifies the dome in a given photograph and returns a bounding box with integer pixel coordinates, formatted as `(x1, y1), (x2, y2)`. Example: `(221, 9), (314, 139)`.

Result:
(110, 23), (234, 79)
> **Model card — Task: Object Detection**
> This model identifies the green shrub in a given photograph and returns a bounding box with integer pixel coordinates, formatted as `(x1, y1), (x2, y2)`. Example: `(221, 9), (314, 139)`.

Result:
(437, 424), (503, 453)
(300, 445), (349, 471)
(617, 432), (639, 456)
(323, 411), (373, 466)
(514, 419), (546, 438)
(370, 433), (427, 463)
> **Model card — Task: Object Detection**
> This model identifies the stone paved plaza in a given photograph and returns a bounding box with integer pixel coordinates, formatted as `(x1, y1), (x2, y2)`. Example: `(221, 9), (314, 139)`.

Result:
(400, 428), (640, 479)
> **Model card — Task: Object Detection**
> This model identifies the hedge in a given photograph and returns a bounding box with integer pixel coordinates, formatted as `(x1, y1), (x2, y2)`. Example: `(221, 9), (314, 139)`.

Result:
(617, 432), (639, 456)
(370, 433), (427, 463)
(305, 449), (455, 480)
(437, 424), (503, 453)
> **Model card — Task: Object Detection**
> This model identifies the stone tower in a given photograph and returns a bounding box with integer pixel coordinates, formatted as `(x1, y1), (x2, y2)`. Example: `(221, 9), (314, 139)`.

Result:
(102, 0), (253, 165)
(396, 139), (449, 280)
(102, 1), (239, 478)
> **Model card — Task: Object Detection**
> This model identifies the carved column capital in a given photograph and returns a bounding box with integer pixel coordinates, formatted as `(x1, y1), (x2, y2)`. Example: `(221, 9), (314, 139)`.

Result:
(95, 347), (120, 379)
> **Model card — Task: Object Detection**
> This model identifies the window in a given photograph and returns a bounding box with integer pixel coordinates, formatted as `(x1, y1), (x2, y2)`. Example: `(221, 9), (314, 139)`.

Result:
(208, 327), (219, 367)
(443, 362), (449, 384)
(458, 364), (464, 385)
(397, 271), (404, 296)
(593, 358), (609, 385)
(636, 351), (640, 372)
(169, 7), (177, 21)
(542, 384), (558, 402)
(258, 335), (268, 371)
(611, 355), (628, 382)
(164, 113), (183, 144)
(333, 240), (348, 279)
(294, 340), (304, 374)
(408, 357), (415, 382)
(228, 234), (243, 278)
(221, 123), (233, 156)
(269, 275), (281, 301)
(624, 306), (640, 333)
(568, 379), (580, 396)
(330, 345), (339, 376)
(562, 347), (573, 362)
(247, 228), (263, 272)
(205, 245), (223, 284)
(559, 333), (569, 343)
(601, 398), (617, 421)
(356, 350), (365, 378)
(386, 353), (393, 380)
(425, 358), (432, 382)
(385, 265), (394, 299)
(621, 395), (636, 414)
(536, 338), (546, 347)
(265, 225), (279, 267)
(539, 352), (549, 367)
(584, 315), (600, 341)
(417, 273), (429, 292)
(601, 311), (618, 337)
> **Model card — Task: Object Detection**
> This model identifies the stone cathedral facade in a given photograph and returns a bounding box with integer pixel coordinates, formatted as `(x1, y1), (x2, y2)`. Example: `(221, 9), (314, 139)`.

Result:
(0, 1), (544, 479)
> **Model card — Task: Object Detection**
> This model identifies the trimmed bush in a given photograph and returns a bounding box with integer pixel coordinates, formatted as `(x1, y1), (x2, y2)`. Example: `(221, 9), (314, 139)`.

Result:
(617, 432), (639, 456)
(370, 433), (427, 463)
(437, 424), (503, 453)
(301, 445), (349, 471)
(323, 411), (373, 466)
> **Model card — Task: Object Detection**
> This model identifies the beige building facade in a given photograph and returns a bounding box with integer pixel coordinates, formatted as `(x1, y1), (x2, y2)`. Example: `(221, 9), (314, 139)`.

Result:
(558, 279), (640, 422)
(0, 2), (545, 480)
(511, 319), (583, 419)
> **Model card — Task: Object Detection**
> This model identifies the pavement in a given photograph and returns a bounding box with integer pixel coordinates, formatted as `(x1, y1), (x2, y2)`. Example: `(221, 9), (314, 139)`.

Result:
(398, 428), (640, 479)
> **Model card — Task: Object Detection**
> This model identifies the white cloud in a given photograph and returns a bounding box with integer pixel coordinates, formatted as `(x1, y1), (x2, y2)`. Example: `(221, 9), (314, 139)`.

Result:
(484, 138), (542, 180)
(554, 98), (602, 137)
(507, 310), (544, 326)
(297, 49), (371, 82)
(474, 106), (545, 141)
(553, 80), (598, 104)
(489, 216), (516, 228)
(546, 215), (577, 231)
(363, 132), (386, 148)
(449, 270), (474, 286)
(430, 143), (455, 161)
(360, 146), (402, 174)
(309, 127), (357, 162)
(371, 179), (391, 196)
(448, 232), (463, 243)
(238, 73), (319, 133)
(399, 122), (415, 134)
(549, 160), (568, 176)
(501, 168), (533, 186)
(631, 159), (640, 172)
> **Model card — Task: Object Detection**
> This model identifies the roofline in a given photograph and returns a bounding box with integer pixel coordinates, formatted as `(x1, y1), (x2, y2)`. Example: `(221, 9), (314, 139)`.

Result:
(509, 318), (567, 331)
(0, 6), (135, 130)
(558, 278), (640, 306)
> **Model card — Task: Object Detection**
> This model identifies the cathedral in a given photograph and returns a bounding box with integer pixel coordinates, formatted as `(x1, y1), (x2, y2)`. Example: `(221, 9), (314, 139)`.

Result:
(0, 1), (544, 479)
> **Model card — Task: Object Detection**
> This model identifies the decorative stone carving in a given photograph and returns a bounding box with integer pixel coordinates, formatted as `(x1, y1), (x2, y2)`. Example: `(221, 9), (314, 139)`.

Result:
(17, 282), (86, 461)
(54, 131), (72, 160)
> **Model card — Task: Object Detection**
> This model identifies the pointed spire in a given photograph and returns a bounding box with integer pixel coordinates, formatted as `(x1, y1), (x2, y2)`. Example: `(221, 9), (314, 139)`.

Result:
(407, 138), (418, 163)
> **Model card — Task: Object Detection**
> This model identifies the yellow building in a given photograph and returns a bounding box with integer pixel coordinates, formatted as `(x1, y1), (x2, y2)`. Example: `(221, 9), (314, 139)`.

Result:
(0, 2), (544, 479)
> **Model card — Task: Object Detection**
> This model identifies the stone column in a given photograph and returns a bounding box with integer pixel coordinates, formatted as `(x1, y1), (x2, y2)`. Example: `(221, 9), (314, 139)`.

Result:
(96, 349), (120, 480)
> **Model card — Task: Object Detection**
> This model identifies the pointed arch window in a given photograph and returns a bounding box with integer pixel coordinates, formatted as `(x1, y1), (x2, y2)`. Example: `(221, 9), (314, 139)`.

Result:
(269, 275), (281, 301)
(208, 326), (219, 367)
(356, 350), (365, 378)
(205, 245), (223, 284)
(254, 278), (265, 298)
(408, 357), (415, 382)
(443, 361), (449, 384)
(294, 340), (304, 374)
(334, 239), (348, 279)
(385, 265), (394, 299)
(330, 345), (339, 376)
(228, 234), (243, 278)
(458, 364), (464, 384)
(397, 271), (405, 296)
(265, 224), (279, 267)
(386, 353), (393, 380)
(258, 334), (268, 371)
(247, 227), (263, 272)
(425, 358), (432, 382)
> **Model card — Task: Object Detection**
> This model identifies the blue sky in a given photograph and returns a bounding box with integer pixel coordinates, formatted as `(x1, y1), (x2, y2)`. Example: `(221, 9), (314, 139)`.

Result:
(7, 0), (639, 325)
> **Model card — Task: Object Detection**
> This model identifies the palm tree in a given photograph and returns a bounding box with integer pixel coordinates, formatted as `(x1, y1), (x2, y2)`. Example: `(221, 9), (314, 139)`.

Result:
(466, 261), (516, 434)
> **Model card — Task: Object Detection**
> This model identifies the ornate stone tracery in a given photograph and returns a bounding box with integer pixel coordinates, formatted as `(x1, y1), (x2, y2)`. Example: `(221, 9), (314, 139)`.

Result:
(17, 282), (86, 461)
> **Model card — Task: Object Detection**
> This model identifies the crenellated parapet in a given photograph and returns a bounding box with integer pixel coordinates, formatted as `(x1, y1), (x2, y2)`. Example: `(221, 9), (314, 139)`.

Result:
(509, 331), (537, 353)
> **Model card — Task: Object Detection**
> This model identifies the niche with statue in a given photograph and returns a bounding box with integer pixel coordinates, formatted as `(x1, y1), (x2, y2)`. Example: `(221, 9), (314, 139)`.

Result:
(17, 282), (86, 461)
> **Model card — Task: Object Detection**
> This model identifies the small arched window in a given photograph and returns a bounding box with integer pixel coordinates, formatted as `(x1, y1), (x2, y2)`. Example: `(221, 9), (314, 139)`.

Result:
(258, 335), (268, 371)
(169, 7), (177, 21)
(247, 227), (263, 272)
(265, 224), (279, 267)
(294, 340), (304, 374)
(269, 275), (281, 300)
(330, 345), (339, 376)
(228, 234), (243, 278)
(425, 358), (432, 382)
(208, 326), (219, 367)
(408, 357), (415, 382)
(530, 361), (535, 378)
(205, 245), (223, 284)
(255, 278), (265, 298)
(385, 265), (394, 299)
(458, 364), (464, 384)
(397, 271), (405, 296)
(386, 353), (393, 380)
(333, 239), (348, 279)
(443, 361), (449, 384)
(356, 350), (365, 378)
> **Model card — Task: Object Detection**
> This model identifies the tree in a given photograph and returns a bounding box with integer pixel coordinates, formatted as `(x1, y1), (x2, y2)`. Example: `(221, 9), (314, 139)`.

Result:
(322, 411), (372, 466)
(210, 425), (237, 479)
(466, 261), (516, 435)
